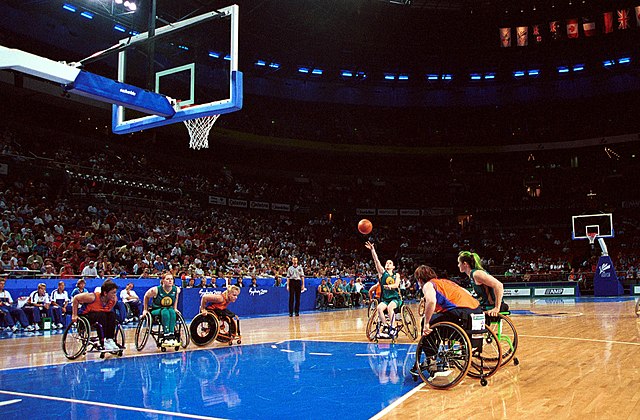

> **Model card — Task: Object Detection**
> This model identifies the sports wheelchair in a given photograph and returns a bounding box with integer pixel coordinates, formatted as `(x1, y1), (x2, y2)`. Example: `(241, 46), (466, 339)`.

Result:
(134, 311), (190, 352)
(62, 316), (125, 360)
(412, 311), (502, 389)
(189, 309), (241, 347)
(419, 298), (519, 367)
(486, 312), (520, 366)
(365, 300), (418, 343)
(635, 297), (640, 318)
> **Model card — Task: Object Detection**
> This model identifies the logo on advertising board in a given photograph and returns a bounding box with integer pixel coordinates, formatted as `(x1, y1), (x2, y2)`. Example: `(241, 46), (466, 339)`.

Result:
(249, 288), (268, 296)
(598, 263), (611, 278)
(544, 288), (564, 295)
(198, 289), (222, 297)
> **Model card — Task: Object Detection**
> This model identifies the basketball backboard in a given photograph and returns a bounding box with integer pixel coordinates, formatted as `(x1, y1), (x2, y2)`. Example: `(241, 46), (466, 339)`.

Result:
(111, 4), (242, 135)
(571, 213), (614, 240)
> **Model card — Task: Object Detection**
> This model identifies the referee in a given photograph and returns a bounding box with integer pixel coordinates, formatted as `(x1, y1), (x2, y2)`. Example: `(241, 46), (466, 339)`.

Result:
(287, 256), (306, 317)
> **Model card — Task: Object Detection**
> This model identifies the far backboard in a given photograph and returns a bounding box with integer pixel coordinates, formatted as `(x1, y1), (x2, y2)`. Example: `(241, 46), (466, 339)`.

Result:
(112, 4), (242, 135)
(571, 213), (614, 240)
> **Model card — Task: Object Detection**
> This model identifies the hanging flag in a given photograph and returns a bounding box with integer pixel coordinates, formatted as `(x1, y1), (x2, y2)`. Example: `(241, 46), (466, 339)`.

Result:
(618, 9), (630, 29)
(500, 27), (512, 47)
(532, 24), (543, 43)
(517, 26), (528, 46)
(603, 12), (614, 33)
(566, 18), (579, 38)
(582, 17), (596, 37)
(635, 6), (640, 26)
(549, 20), (562, 40)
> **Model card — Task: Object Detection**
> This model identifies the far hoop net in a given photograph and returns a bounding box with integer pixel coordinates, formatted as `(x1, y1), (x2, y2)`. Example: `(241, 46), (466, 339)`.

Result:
(183, 114), (220, 150)
(587, 232), (597, 246)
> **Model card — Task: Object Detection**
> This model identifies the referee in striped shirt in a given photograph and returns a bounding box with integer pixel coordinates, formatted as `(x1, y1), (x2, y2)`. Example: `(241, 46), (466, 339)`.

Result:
(287, 256), (305, 317)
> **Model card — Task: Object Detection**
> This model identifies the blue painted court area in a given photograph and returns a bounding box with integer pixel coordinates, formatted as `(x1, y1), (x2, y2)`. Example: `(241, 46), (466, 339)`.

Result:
(0, 341), (419, 419)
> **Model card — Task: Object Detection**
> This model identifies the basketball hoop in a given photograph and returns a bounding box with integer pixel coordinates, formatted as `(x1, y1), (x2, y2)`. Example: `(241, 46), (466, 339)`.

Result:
(183, 114), (220, 150)
(587, 232), (597, 246)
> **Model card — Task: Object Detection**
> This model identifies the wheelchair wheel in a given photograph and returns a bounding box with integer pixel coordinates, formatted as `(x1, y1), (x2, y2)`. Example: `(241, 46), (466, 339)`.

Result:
(401, 305), (418, 341)
(467, 328), (502, 380)
(635, 298), (640, 318)
(368, 299), (379, 319)
(190, 313), (220, 346)
(175, 311), (191, 349)
(415, 321), (471, 389)
(134, 313), (152, 351)
(62, 317), (90, 360)
(216, 315), (237, 344)
(113, 323), (125, 356)
(365, 314), (379, 342)
(418, 298), (425, 317)
(488, 314), (519, 366)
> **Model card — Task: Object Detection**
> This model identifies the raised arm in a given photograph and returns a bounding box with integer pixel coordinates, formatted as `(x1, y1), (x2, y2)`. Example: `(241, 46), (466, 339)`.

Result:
(365, 241), (384, 276)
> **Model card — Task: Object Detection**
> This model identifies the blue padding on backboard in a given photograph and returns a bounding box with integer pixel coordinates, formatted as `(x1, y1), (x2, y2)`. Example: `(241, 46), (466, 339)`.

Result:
(112, 70), (243, 135)
(69, 71), (175, 117)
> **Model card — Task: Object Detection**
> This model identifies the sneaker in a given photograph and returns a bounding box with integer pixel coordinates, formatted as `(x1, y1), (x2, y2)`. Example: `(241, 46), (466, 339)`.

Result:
(104, 339), (118, 351)
(377, 331), (390, 339)
(34, 324), (40, 331)
(11, 324), (19, 333)
(25, 325), (35, 332)
(57, 323), (64, 329)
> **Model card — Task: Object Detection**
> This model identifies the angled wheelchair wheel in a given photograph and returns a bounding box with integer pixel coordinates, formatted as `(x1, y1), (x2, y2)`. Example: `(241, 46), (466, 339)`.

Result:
(635, 298), (640, 318)
(418, 298), (426, 317)
(467, 328), (502, 381)
(365, 313), (379, 342)
(368, 299), (379, 319)
(401, 305), (418, 341)
(488, 314), (519, 366)
(190, 313), (220, 346)
(175, 311), (191, 349)
(62, 317), (90, 360)
(113, 323), (125, 356)
(134, 313), (152, 351)
(415, 321), (471, 389)
(216, 315), (238, 344)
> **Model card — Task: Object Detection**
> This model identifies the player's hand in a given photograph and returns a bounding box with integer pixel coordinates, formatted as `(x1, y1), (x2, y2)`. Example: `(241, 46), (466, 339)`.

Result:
(486, 307), (500, 317)
(71, 314), (78, 323)
(422, 323), (433, 336)
(364, 241), (374, 250)
(200, 309), (209, 317)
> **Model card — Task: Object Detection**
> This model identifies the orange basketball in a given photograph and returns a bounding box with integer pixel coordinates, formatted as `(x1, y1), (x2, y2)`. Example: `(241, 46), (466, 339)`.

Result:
(358, 219), (373, 234)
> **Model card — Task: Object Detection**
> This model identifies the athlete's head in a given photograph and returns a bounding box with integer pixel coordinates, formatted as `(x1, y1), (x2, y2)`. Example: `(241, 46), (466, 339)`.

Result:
(161, 273), (175, 288)
(227, 285), (241, 302)
(100, 279), (119, 301)
(414, 265), (437, 285)
(457, 251), (484, 272)
(385, 260), (395, 272)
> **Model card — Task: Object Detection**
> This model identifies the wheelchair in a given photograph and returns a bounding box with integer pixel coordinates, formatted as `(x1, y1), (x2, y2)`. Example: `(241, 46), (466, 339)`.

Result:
(62, 316), (125, 360)
(190, 309), (241, 347)
(413, 312), (502, 389)
(134, 310), (190, 352)
(635, 297), (640, 318)
(486, 312), (520, 366)
(365, 301), (418, 343)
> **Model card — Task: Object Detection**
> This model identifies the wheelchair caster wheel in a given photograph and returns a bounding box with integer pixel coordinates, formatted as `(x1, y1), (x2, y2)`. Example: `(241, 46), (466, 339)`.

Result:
(175, 347), (179, 351)
(513, 357), (520, 366)
(237, 340), (241, 345)
(480, 378), (488, 386)
(161, 347), (167, 352)
(100, 352), (105, 359)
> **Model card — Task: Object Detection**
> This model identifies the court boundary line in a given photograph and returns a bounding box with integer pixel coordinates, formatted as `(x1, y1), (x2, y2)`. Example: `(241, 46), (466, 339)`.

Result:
(0, 390), (227, 420)
(369, 382), (425, 420)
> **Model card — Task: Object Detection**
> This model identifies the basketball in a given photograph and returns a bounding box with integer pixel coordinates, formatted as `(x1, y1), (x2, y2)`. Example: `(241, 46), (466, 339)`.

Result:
(358, 219), (373, 234)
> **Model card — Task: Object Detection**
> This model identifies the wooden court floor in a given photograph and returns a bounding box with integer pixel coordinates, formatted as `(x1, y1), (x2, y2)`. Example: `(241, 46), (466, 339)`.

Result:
(1, 298), (639, 419)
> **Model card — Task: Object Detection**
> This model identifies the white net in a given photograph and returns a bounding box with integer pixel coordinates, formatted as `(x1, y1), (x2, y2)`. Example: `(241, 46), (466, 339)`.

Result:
(183, 114), (220, 150)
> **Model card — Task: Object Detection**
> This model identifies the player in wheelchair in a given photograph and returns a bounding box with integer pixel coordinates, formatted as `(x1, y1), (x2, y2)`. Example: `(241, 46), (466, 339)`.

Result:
(190, 285), (241, 346)
(137, 273), (189, 351)
(63, 279), (125, 359)
(411, 265), (502, 388)
(364, 241), (418, 342)
(458, 250), (519, 365)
